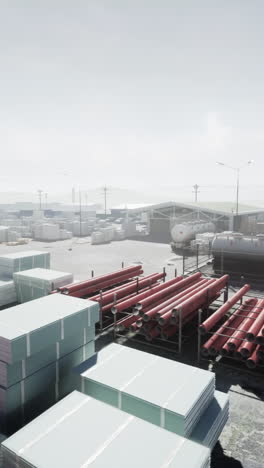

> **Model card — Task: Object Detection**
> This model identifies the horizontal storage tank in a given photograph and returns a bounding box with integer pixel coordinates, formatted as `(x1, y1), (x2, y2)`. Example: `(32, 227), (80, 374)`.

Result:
(171, 222), (215, 245)
(212, 233), (264, 262)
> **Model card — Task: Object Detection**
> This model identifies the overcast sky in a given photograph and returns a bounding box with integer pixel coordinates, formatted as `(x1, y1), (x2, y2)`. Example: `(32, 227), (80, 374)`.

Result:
(1, 1), (264, 204)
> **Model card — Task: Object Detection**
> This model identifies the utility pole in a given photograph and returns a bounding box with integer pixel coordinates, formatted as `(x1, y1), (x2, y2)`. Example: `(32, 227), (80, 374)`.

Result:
(79, 189), (82, 237)
(37, 190), (43, 210)
(103, 186), (108, 219)
(45, 192), (48, 211)
(192, 184), (200, 203)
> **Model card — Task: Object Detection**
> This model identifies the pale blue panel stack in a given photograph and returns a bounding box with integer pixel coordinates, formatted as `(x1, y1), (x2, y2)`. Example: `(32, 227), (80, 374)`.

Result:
(14, 268), (73, 303)
(80, 343), (229, 450)
(0, 251), (50, 279)
(0, 434), (6, 468)
(1, 391), (211, 468)
(0, 294), (99, 434)
(0, 281), (17, 308)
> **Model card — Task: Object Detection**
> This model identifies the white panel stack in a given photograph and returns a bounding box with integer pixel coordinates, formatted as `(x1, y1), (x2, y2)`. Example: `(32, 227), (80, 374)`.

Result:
(0, 227), (9, 243)
(14, 268), (73, 303)
(0, 294), (99, 433)
(114, 228), (126, 240)
(0, 251), (50, 279)
(91, 231), (107, 245)
(1, 391), (211, 468)
(191, 390), (229, 450)
(0, 281), (17, 307)
(71, 221), (92, 237)
(80, 344), (215, 438)
(80, 344), (229, 450)
(34, 223), (60, 241)
(59, 229), (72, 240)
(0, 434), (6, 468)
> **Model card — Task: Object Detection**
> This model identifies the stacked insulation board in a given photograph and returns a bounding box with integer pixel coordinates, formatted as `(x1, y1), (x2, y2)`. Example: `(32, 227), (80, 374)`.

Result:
(2, 391), (211, 468)
(79, 344), (229, 450)
(191, 390), (229, 450)
(0, 251), (50, 279)
(0, 434), (6, 468)
(0, 294), (99, 433)
(0, 281), (17, 307)
(80, 344), (215, 438)
(14, 268), (73, 303)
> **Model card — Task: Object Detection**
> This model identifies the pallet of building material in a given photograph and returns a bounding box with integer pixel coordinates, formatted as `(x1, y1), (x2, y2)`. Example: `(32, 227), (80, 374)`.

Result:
(14, 268), (73, 303)
(0, 251), (50, 279)
(80, 343), (215, 438)
(0, 281), (17, 307)
(2, 391), (211, 468)
(0, 294), (99, 364)
(0, 434), (6, 468)
(0, 342), (95, 434)
(190, 390), (229, 449)
(0, 326), (95, 388)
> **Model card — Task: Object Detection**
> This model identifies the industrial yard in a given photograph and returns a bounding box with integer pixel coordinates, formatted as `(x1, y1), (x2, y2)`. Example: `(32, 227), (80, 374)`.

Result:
(2, 0), (264, 466)
(0, 239), (263, 467)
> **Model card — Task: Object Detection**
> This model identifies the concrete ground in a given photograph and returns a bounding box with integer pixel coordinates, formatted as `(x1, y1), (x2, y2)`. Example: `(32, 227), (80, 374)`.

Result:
(0, 238), (183, 279)
(0, 238), (263, 468)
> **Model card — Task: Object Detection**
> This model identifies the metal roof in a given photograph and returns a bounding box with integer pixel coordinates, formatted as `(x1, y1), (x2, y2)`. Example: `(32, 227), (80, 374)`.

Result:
(126, 201), (264, 217)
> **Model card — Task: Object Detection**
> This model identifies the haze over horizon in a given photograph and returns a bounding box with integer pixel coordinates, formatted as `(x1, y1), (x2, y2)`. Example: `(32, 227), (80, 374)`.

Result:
(1, 1), (264, 204)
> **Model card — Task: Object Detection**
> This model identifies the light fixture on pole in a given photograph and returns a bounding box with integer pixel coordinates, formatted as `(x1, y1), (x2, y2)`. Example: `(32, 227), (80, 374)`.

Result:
(216, 160), (254, 216)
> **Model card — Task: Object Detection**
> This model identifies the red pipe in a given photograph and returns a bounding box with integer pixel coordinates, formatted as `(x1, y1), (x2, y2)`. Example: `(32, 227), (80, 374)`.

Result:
(90, 273), (163, 305)
(238, 339), (257, 359)
(135, 273), (202, 311)
(60, 265), (142, 293)
(158, 279), (215, 327)
(246, 299), (264, 341)
(70, 270), (143, 297)
(256, 346), (264, 360)
(225, 298), (259, 351)
(173, 275), (229, 325)
(160, 325), (178, 340)
(140, 278), (206, 321)
(145, 279), (209, 322)
(199, 284), (251, 334)
(129, 323), (138, 332)
(145, 326), (160, 342)
(246, 345), (262, 369)
(116, 314), (138, 331)
(201, 299), (254, 357)
(111, 277), (183, 314)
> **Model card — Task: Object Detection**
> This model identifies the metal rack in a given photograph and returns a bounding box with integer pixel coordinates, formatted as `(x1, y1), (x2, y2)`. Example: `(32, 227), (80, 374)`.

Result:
(198, 292), (264, 372)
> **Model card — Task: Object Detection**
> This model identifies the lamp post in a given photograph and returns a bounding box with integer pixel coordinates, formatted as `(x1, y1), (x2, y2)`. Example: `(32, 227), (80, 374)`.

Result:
(216, 160), (254, 216)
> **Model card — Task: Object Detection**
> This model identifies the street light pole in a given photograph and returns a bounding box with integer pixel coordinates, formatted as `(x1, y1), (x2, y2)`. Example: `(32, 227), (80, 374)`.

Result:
(236, 168), (239, 216)
(216, 160), (254, 217)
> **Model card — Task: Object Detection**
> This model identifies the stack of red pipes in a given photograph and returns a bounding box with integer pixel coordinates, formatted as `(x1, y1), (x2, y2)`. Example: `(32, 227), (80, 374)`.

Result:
(57, 265), (145, 298)
(115, 273), (228, 342)
(200, 285), (264, 369)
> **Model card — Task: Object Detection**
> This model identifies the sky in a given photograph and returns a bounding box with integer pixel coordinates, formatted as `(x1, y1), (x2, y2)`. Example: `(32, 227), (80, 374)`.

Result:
(1, 1), (264, 205)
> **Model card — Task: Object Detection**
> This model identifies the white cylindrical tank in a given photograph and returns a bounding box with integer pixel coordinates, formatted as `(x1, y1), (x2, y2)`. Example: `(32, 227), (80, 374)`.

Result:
(212, 233), (264, 262)
(171, 222), (215, 244)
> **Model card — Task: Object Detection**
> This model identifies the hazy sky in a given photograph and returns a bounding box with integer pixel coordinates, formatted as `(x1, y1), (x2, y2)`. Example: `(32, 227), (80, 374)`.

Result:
(1, 1), (264, 203)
